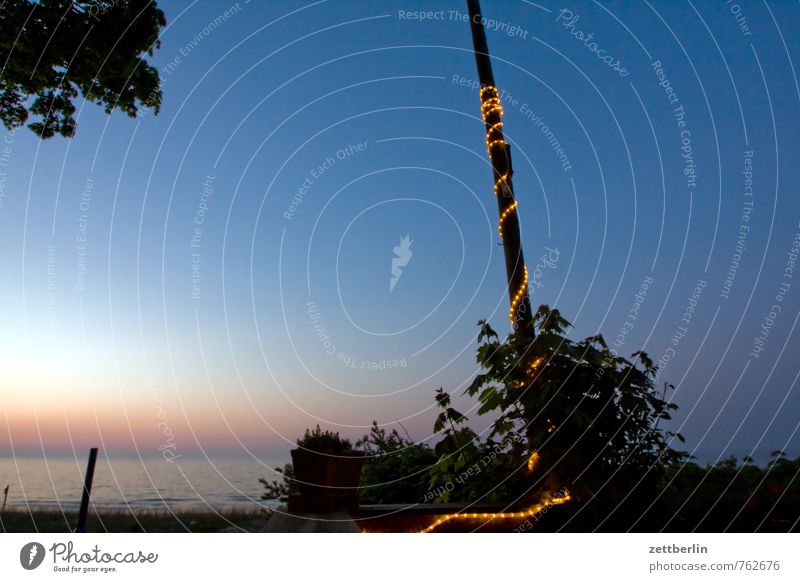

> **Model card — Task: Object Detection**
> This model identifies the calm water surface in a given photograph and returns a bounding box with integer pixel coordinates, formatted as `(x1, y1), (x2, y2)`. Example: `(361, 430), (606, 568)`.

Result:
(0, 456), (286, 511)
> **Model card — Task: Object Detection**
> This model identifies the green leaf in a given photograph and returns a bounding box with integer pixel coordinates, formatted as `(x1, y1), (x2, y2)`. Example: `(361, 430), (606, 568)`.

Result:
(433, 412), (447, 434)
(464, 373), (488, 397)
(446, 407), (467, 425)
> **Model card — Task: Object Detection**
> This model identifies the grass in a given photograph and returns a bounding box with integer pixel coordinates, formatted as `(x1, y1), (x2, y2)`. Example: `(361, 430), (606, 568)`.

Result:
(0, 507), (273, 533)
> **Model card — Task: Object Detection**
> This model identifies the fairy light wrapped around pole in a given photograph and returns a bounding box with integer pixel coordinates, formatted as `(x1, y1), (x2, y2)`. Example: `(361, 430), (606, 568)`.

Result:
(415, 5), (572, 532)
(467, 0), (534, 335)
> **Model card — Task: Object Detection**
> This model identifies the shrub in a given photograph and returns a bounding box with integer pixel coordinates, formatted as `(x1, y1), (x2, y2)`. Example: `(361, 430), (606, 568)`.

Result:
(432, 306), (687, 511)
(296, 424), (353, 453)
(356, 421), (437, 504)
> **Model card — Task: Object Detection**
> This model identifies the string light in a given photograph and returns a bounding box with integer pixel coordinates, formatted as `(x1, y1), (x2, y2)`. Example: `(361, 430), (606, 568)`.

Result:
(527, 356), (544, 375)
(509, 266), (528, 323)
(418, 488), (571, 533)
(527, 450), (540, 472)
(480, 84), (530, 327)
(498, 200), (518, 238)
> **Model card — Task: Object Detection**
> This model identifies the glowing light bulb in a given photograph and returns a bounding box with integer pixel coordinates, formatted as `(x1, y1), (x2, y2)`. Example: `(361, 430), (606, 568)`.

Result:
(509, 266), (529, 323)
(527, 450), (540, 472)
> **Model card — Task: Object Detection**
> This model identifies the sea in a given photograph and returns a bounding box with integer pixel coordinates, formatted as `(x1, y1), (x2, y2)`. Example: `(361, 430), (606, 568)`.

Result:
(0, 455), (287, 512)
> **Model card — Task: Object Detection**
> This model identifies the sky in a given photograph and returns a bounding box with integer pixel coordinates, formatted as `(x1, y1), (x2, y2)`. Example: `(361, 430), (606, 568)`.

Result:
(1, 0), (799, 466)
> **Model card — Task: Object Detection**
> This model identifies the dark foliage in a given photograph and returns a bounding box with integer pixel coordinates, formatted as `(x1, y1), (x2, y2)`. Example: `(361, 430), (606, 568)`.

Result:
(296, 424), (353, 453)
(0, 0), (165, 137)
(648, 453), (800, 532)
(434, 307), (686, 508)
(259, 463), (295, 501)
(356, 421), (437, 504)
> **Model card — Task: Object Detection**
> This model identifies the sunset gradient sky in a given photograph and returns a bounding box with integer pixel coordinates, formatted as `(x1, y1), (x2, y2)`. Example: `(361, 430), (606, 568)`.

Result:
(2, 0), (799, 465)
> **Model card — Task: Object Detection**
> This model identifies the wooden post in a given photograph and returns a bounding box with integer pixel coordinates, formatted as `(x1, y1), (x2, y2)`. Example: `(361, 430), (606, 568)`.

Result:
(75, 448), (98, 533)
(467, 0), (534, 335)
(1, 485), (8, 513)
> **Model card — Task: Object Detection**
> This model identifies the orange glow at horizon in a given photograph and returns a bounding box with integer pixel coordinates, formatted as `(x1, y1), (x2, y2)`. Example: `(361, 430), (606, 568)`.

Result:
(1, 381), (301, 457)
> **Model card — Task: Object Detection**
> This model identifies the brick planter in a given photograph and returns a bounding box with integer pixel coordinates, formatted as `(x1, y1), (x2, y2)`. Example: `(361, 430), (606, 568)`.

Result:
(288, 449), (365, 512)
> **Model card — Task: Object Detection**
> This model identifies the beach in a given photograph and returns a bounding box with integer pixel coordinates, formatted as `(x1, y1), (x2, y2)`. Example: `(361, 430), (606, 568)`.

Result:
(1, 507), (274, 533)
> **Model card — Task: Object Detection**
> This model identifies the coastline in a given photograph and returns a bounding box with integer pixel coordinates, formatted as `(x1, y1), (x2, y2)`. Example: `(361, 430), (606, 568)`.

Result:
(0, 506), (277, 533)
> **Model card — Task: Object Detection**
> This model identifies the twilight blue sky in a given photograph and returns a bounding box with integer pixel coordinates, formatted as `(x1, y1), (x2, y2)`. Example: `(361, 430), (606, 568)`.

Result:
(1, 0), (799, 465)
